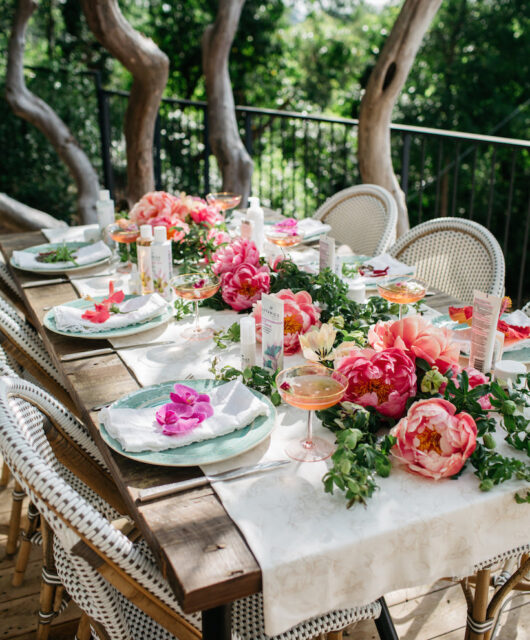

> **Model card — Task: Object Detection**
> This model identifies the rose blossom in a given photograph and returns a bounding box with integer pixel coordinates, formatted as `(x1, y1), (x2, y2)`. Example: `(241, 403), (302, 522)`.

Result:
(212, 238), (261, 275)
(441, 364), (493, 410)
(334, 347), (417, 419)
(368, 315), (460, 373)
(252, 289), (321, 355)
(390, 398), (477, 480)
(221, 263), (270, 311)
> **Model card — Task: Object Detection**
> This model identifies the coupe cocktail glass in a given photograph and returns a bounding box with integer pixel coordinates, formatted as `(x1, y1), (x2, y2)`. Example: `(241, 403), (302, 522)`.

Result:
(276, 364), (348, 462)
(206, 192), (242, 214)
(105, 219), (140, 273)
(377, 275), (427, 320)
(171, 273), (221, 341)
(265, 229), (303, 248)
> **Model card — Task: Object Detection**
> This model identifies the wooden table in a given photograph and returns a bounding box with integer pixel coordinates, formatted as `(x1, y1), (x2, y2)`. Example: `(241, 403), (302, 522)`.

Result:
(0, 231), (464, 640)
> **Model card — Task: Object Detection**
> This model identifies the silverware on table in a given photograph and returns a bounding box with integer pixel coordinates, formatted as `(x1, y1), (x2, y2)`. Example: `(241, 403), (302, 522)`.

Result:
(136, 460), (291, 503)
(22, 272), (117, 289)
(60, 339), (176, 362)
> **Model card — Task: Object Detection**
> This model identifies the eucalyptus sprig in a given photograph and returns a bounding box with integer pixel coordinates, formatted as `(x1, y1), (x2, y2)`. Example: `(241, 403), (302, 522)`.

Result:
(37, 243), (78, 265)
(213, 322), (241, 349)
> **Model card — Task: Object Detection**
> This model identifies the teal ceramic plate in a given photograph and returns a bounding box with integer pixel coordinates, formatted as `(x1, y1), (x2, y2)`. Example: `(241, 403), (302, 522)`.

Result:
(43, 295), (172, 340)
(432, 314), (530, 363)
(99, 379), (277, 466)
(10, 241), (110, 274)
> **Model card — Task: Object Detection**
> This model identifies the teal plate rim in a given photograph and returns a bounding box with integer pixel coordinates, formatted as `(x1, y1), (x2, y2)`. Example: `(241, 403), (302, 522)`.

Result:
(99, 379), (277, 466)
(10, 241), (110, 274)
(43, 294), (172, 340)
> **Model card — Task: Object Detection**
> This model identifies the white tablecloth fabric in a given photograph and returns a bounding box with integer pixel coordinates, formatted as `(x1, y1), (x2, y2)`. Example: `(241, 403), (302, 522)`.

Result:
(71, 271), (530, 636)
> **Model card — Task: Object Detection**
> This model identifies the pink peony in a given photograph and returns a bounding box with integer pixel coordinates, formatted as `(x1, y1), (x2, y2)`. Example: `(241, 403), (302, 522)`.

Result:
(441, 364), (493, 410)
(212, 238), (261, 276)
(390, 398), (477, 479)
(207, 227), (231, 247)
(221, 263), (270, 311)
(368, 316), (460, 373)
(334, 347), (417, 419)
(129, 191), (186, 227)
(252, 289), (321, 355)
(189, 204), (224, 226)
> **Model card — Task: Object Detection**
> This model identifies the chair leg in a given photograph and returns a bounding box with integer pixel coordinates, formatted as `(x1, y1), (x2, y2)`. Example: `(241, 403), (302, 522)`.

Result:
(12, 503), (40, 586)
(37, 521), (62, 640)
(6, 481), (25, 555)
(76, 613), (93, 640)
(468, 568), (491, 640)
(0, 460), (10, 486)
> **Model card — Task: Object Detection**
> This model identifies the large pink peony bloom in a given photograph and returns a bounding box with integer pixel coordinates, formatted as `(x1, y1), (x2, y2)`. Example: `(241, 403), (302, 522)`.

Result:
(221, 263), (270, 311)
(189, 204), (224, 226)
(441, 364), (493, 410)
(390, 398), (477, 480)
(334, 347), (417, 419)
(129, 191), (186, 227)
(212, 238), (261, 275)
(368, 316), (460, 373)
(252, 289), (321, 355)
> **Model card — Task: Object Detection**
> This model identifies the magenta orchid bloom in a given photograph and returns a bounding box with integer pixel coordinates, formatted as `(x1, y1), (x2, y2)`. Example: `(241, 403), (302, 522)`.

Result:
(169, 384), (211, 406)
(156, 385), (214, 437)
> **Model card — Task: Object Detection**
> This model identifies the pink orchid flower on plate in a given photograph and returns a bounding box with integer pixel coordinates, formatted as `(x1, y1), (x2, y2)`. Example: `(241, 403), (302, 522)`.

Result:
(156, 384), (214, 437)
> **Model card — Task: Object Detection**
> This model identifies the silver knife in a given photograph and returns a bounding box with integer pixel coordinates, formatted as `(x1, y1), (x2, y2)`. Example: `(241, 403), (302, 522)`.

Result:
(136, 459), (291, 503)
(60, 339), (176, 362)
(22, 272), (116, 288)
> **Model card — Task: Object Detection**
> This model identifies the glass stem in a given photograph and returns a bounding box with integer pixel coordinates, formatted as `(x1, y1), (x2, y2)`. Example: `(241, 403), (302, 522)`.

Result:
(194, 300), (200, 333)
(304, 410), (314, 449)
(398, 303), (403, 321)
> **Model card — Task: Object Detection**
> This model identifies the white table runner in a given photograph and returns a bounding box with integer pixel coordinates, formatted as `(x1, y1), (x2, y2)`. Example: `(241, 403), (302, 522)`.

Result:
(72, 273), (530, 636)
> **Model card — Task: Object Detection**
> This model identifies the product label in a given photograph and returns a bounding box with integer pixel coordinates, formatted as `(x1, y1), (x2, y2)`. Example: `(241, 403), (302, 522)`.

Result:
(469, 290), (503, 373)
(319, 235), (336, 273)
(151, 244), (173, 300)
(261, 293), (284, 372)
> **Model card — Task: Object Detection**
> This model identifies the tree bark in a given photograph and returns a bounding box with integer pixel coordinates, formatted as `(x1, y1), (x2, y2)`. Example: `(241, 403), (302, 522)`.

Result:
(0, 193), (67, 231)
(81, 0), (169, 207)
(5, 0), (100, 224)
(202, 0), (253, 205)
(358, 0), (442, 237)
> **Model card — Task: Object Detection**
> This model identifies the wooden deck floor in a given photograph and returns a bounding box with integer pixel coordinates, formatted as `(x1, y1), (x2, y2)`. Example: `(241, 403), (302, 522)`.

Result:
(1, 463), (528, 639)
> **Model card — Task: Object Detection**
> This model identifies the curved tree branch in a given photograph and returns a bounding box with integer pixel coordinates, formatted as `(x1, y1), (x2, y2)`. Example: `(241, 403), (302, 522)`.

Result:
(5, 0), (99, 224)
(0, 193), (67, 231)
(81, 0), (169, 207)
(358, 0), (442, 237)
(202, 0), (253, 204)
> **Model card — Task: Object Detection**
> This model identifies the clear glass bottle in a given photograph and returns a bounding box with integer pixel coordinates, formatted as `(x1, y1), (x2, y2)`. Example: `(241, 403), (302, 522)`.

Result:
(137, 225), (154, 295)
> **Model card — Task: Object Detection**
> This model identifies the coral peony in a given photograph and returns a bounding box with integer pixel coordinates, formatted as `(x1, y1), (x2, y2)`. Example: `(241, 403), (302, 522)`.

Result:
(221, 263), (270, 311)
(441, 365), (493, 410)
(334, 347), (417, 419)
(368, 316), (460, 373)
(189, 204), (224, 226)
(252, 289), (321, 355)
(212, 238), (261, 275)
(129, 191), (186, 227)
(390, 398), (477, 479)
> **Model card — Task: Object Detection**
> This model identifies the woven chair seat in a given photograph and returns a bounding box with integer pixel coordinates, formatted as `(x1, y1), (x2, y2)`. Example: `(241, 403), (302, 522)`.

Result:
(313, 184), (398, 255)
(389, 217), (505, 305)
(0, 377), (383, 640)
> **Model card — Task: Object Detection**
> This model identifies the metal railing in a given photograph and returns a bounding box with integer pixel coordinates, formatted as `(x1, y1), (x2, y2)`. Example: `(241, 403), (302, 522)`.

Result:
(96, 83), (529, 307)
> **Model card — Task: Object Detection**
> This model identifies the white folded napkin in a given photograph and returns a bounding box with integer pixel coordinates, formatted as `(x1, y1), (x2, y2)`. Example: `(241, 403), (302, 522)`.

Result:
(42, 224), (100, 243)
(297, 218), (331, 239)
(100, 380), (271, 452)
(53, 293), (167, 333)
(13, 241), (111, 270)
(360, 253), (415, 278)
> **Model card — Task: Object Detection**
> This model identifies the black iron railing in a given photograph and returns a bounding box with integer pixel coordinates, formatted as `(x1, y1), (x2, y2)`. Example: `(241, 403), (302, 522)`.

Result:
(95, 83), (529, 307)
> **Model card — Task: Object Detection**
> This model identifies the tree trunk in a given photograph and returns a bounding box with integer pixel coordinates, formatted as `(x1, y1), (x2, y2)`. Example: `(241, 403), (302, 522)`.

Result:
(5, 0), (99, 224)
(0, 193), (67, 232)
(81, 0), (169, 207)
(358, 0), (442, 237)
(202, 0), (253, 206)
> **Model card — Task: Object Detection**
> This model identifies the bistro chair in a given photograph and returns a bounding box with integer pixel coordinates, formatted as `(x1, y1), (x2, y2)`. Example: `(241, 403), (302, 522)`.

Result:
(0, 261), (26, 313)
(389, 217), (505, 305)
(313, 184), (398, 255)
(0, 376), (383, 640)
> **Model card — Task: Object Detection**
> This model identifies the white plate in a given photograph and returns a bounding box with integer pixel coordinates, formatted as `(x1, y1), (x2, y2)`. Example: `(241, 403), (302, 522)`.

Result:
(10, 241), (110, 274)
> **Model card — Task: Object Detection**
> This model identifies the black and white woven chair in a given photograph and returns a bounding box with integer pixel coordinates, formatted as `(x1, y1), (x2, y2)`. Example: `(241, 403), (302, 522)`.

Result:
(389, 217), (505, 305)
(313, 184), (398, 255)
(0, 261), (26, 313)
(0, 377), (383, 640)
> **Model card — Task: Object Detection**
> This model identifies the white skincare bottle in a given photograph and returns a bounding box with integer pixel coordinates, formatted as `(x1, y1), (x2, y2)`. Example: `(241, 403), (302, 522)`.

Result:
(137, 225), (154, 295)
(240, 316), (256, 370)
(128, 264), (141, 295)
(246, 196), (265, 253)
(96, 189), (115, 230)
(151, 226), (173, 300)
